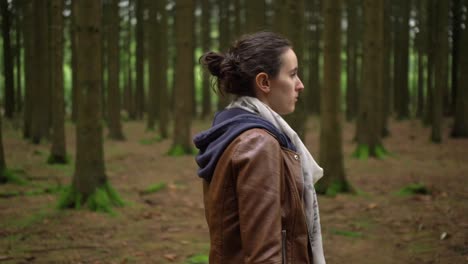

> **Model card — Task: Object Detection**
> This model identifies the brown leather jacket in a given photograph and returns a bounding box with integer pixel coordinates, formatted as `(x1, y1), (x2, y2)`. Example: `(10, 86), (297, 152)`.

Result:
(203, 128), (312, 263)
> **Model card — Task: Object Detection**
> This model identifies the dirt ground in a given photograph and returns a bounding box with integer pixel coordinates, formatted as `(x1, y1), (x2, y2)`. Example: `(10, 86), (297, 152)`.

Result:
(0, 116), (467, 264)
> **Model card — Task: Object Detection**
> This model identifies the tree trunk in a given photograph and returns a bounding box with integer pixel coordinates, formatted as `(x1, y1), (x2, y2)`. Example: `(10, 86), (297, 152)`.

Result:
(70, 0), (78, 123)
(147, 0), (158, 131)
(22, 0), (33, 139)
(171, 0), (194, 154)
(355, 0), (386, 158)
(217, 0), (231, 110)
(62, 0), (122, 211)
(200, 0), (212, 119)
(14, 0), (23, 114)
(49, 0), (67, 164)
(106, 0), (125, 140)
(31, 0), (50, 143)
(316, 0), (351, 195)
(451, 0), (461, 116)
(424, 0), (435, 125)
(123, 1), (135, 120)
(451, 0), (468, 137)
(346, 0), (358, 121)
(306, 0), (321, 115)
(381, 0), (391, 136)
(135, 0), (145, 120)
(1, 0), (15, 119)
(245, 0), (265, 33)
(0, 114), (6, 183)
(156, 0), (169, 138)
(415, 0), (427, 118)
(393, 0), (410, 119)
(431, 0), (448, 143)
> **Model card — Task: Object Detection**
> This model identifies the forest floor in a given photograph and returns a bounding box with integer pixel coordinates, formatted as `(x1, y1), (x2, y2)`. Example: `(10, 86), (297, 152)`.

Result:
(0, 116), (467, 264)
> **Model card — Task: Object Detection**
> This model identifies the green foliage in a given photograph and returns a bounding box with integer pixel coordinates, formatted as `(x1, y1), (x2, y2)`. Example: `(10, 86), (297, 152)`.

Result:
(58, 183), (124, 214)
(168, 145), (194, 156)
(352, 144), (369, 160)
(374, 145), (388, 159)
(47, 154), (69, 165)
(141, 182), (167, 195)
(2, 169), (28, 185)
(353, 144), (391, 160)
(396, 183), (430, 196)
(324, 180), (353, 197)
(330, 228), (363, 238)
(139, 135), (163, 145)
(186, 254), (209, 264)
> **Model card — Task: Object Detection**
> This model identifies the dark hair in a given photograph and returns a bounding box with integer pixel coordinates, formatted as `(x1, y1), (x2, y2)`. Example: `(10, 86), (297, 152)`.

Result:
(200, 31), (291, 97)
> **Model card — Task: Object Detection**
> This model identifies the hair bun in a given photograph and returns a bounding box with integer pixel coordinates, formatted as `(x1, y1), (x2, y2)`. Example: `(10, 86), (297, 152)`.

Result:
(200, 51), (225, 78)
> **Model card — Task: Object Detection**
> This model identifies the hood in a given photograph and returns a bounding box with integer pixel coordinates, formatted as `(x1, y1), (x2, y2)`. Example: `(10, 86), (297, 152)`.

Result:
(193, 108), (296, 182)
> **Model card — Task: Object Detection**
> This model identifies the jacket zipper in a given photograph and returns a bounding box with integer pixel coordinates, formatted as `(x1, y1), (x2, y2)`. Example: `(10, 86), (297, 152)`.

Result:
(282, 230), (287, 264)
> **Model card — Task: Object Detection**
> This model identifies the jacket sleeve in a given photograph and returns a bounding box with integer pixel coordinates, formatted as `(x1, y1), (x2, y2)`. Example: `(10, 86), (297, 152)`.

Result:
(232, 129), (283, 264)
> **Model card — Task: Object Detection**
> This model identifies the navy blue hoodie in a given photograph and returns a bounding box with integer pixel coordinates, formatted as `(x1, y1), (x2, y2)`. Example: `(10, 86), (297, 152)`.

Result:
(193, 108), (296, 182)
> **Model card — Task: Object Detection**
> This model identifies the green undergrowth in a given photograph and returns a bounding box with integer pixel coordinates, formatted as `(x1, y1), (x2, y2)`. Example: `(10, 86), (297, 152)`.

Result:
(46, 153), (71, 165)
(1, 168), (28, 185)
(352, 144), (391, 160)
(318, 180), (354, 197)
(167, 145), (195, 156)
(139, 135), (163, 145)
(140, 182), (167, 195)
(0, 185), (63, 198)
(57, 182), (125, 214)
(330, 228), (364, 238)
(395, 183), (430, 196)
(186, 254), (209, 264)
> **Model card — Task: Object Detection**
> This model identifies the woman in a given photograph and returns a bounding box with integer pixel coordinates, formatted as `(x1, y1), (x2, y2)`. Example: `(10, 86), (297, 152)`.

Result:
(193, 32), (325, 264)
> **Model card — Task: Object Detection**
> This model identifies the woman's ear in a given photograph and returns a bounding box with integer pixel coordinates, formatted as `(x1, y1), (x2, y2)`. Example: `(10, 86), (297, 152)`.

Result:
(255, 72), (270, 94)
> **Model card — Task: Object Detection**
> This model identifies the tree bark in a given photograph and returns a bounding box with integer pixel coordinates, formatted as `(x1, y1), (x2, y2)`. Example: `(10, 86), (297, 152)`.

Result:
(245, 0), (265, 33)
(431, 0), (448, 143)
(156, 0), (169, 138)
(355, 0), (386, 158)
(72, 0), (107, 199)
(217, 0), (231, 110)
(106, 0), (125, 140)
(346, 0), (358, 121)
(22, 0), (33, 139)
(31, 0), (51, 143)
(135, 0), (145, 120)
(49, 0), (67, 164)
(200, 0), (212, 119)
(393, 0), (410, 119)
(451, 0), (468, 137)
(171, 0), (194, 154)
(1, 0), (15, 119)
(306, 0), (321, 115)
(316, 0), (351, 194)
(0, 114), (6, 183)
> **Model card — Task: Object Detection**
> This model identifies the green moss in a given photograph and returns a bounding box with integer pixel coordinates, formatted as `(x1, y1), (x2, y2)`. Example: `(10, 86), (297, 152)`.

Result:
(324, 180), (354, 197)
(168, 144), (194, 156)
(186, 254), (209, 264)
(2, 169), (28, 185)
(352, 144), (369, 160)
(139, 135), (163, 145)
(47, 153), (69, 165)
(330, 228), (363, 238)
(374, 145), (388, 159)
(396, 183), (430, 196)
(58, 183), (124, 214)
(141, 182), (167, 195)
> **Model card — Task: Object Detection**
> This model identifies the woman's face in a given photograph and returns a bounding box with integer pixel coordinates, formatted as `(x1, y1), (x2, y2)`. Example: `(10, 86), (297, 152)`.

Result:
(266, 48), (304, 115)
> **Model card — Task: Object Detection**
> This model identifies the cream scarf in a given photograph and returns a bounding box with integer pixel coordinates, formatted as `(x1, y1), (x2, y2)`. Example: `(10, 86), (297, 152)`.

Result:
(227, 96), (326, 264)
